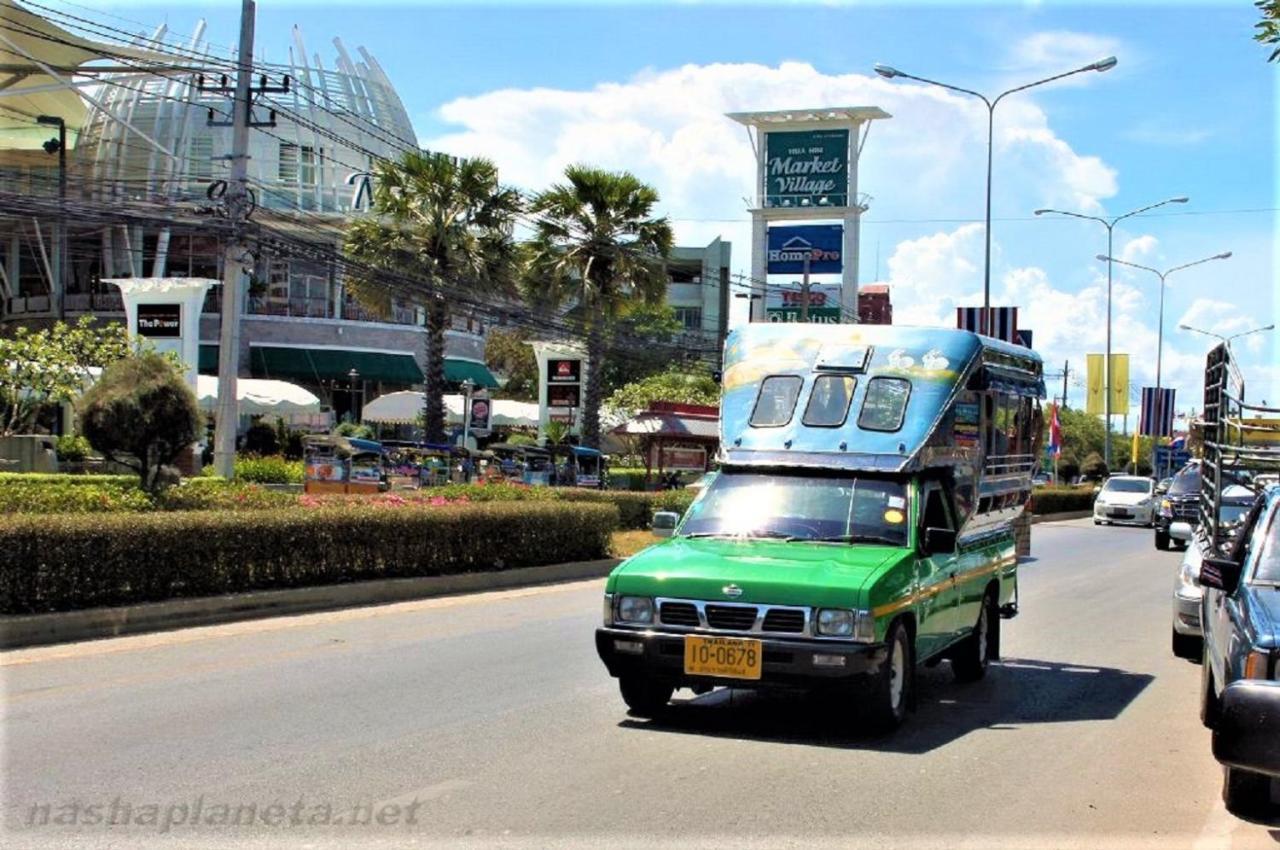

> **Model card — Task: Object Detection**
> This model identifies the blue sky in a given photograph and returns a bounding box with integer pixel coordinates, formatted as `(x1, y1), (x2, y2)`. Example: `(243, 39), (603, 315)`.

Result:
(85, 0), (1278, 412)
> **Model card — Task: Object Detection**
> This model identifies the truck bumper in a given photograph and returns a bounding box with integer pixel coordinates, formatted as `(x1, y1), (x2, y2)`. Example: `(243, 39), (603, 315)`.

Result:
(595, 627), (888, 691)
(1213, 681), (1280, 779)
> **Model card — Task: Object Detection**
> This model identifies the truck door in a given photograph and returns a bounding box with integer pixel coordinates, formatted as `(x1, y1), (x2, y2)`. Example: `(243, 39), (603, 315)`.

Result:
(916, 481), (960, 659)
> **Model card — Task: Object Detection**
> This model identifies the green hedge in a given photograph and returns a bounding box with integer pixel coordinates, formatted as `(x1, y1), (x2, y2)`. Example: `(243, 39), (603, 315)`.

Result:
(0, 481), (152, 514)
(0, 501), (619, 615)
(0, 472), (137, 488)
(555, 488), (696, 530)
(1029, 486), (1097, 514)
(155, 479), (295, 512)
(234, 455), (304, 484)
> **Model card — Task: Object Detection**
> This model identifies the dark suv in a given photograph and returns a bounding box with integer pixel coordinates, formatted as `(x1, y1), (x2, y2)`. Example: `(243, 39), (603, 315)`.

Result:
(1155, 462), (1200, 551)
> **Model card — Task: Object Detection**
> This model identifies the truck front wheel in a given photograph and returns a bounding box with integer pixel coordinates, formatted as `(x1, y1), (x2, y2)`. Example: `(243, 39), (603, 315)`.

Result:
(864, 620), (913, 733)
(618, 676), (674, 718)
(1155, 530), (1171, 551)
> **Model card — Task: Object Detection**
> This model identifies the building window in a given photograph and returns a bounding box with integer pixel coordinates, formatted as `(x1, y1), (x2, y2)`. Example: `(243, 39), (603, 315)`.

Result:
(190, 135), (213, 181)
(673, 306), (702, 330)
(299, 145), (320, 186)
(278, 143), (298, 184)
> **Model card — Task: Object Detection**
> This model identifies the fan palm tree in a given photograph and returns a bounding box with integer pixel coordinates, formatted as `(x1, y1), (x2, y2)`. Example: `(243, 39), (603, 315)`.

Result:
(526, 166), (673, 448)
(344, 151), (522, 443)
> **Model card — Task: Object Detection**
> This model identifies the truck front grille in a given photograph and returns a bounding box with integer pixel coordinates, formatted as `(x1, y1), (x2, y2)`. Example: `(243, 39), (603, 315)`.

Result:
(705, 604), (759, 630)
(658, 601), (699, 627)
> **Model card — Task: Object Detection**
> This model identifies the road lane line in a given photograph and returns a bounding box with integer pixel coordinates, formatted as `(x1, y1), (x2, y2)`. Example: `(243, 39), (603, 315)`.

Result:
(0, 578), (605, 667)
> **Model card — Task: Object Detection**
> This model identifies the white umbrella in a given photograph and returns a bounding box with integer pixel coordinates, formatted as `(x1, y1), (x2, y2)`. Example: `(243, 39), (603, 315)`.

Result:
(195, 375), (320, 416)
(362, 391), (539, 428)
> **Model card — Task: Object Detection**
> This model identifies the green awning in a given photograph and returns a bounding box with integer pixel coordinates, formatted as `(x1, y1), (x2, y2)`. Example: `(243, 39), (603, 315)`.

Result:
(198, 344), (219, 374)
(444, 358), (500, 388)
(250, 346), (424, 385)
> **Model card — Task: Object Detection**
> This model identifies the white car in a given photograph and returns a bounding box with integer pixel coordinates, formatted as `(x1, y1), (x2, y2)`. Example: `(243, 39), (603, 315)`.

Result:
(1093, 475), (1157, 527)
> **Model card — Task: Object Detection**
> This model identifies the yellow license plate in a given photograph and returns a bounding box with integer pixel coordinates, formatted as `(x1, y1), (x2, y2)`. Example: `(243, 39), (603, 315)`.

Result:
(683, 635), (763, 680)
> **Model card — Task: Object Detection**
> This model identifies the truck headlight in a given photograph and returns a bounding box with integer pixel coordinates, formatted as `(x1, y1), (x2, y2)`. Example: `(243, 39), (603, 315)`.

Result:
(616, 596), (653, 625)
(1176, 561), (1201, 598)
(816, 609), (875, 642)
(1160, 499), (1172, 515)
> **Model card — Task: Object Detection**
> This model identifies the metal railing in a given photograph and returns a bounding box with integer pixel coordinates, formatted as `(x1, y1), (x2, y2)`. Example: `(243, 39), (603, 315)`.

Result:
(1200, 343), (1280, 553)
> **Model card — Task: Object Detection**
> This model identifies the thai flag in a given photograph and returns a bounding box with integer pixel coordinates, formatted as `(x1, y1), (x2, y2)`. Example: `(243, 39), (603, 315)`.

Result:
(1048, 402), (1063, 456)
(1139, 387), (1177, 438)
(956, 306), (1019, 343)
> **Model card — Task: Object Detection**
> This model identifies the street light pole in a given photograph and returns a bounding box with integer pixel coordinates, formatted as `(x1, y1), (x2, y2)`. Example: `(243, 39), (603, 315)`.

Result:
(1034, 196), (1189, 468)
(1100, 251), (1232, 477)
(1180, 323), (1276, 351)
(874, 56), (1116, 334)
(36, 115), (66, 318)
(800, 253), (811, 322)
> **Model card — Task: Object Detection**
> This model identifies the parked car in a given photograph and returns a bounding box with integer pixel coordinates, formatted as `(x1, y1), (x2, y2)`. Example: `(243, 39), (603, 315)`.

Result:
(1092, 475), (1157, 527)
(1199, 483), (1280, 815)
(1170, 485), (1260, 661)
(1031, 472), (1052, 487)
(1155, 477), (1173, 496)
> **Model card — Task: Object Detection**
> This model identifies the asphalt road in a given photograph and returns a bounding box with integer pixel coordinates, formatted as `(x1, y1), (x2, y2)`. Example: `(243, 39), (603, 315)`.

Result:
(3, 519), (1278, 849)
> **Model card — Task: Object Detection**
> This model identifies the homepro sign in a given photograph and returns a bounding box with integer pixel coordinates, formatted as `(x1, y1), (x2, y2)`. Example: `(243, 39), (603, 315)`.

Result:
(766, 225), (843, 274)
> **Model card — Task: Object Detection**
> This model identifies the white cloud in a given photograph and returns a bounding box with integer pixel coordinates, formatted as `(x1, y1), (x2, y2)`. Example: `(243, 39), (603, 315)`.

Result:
(1120, 235), (1158, 262)
(1006, 31), (1124, 85)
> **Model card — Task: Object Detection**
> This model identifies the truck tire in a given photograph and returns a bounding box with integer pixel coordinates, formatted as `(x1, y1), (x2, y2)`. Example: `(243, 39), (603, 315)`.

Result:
(1155, 530), (1171, 551)
(953, 590), (998, 682)
(1172, 628), (1202, 661)
(865, 619), (912, 733)
(618, 676), (674, 718)
(1223, 766), (1272, 816)
(1201, 658), (1221, 729)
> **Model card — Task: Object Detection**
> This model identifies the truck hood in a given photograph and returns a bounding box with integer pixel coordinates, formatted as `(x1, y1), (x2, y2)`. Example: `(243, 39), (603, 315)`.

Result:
(610, 537), (911, 608)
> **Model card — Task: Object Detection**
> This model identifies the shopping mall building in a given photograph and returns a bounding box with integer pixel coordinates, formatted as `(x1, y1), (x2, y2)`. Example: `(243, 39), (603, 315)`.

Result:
(0, 3), (731, 424)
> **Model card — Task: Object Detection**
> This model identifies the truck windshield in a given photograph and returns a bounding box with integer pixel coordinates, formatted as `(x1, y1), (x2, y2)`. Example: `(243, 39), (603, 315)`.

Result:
(679, 469), (910, 547)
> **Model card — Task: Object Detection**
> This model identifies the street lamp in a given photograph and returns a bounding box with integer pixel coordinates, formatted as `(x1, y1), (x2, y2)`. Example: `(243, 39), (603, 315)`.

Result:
(1098, 251), (1232, 476)
(873, 56), (1116, 333)
(37, 115), (66, 318)
(1180, 323), (1275, 348)
(1035, 196), (1189, 467)
(346, 367), (361, 424)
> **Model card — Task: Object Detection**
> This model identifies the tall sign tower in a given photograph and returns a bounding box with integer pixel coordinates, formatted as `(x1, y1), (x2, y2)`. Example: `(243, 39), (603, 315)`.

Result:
(727, 107), (890, 323)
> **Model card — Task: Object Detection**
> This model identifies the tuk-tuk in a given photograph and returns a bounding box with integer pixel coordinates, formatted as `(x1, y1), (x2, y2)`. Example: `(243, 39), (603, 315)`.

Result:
(553, 445), (606, 488)
(303, 435), (386, 494)
(487, 443), (525, 482)
(521, 447), (553, 486)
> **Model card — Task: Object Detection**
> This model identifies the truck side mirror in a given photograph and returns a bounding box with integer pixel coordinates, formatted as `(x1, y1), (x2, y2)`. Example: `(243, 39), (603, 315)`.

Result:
(1213, 681), (1280, 778)
(651, 511), (680, 538)
(1169, 521), (1194, 542)
(923, 527), (957, 555)
(1199, 555), (1243, 593)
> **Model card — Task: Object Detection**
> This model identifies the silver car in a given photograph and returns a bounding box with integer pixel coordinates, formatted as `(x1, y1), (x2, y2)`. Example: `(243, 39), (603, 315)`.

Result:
(1169, 484), (1260, 660)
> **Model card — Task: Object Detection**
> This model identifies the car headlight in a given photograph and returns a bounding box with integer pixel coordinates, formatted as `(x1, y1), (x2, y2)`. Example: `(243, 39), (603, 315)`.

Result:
(615, 596), (653, 625)
(1176, 561), (1201, 597)
(816, 608), (875, 642)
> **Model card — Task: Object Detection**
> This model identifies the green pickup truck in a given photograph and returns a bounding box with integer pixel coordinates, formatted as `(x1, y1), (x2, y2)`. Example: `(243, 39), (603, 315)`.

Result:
(596, 323), (1044, 730)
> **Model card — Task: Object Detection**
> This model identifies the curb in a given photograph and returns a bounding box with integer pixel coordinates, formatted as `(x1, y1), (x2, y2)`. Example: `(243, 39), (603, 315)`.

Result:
(1031, 509), (1094, 524)
(0, 558), (621, 650)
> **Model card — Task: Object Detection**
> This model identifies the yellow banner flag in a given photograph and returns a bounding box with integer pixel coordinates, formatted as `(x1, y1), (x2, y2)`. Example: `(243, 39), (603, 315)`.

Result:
(1110, 354), (1129, 415)
(1086, 353), (1131, 416)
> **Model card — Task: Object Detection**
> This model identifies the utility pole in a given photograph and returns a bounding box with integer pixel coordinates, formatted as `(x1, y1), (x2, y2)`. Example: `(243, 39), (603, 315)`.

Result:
(1061, 360), (1069, 410)
(212, 0), (256, 479)
(799, 253), (811, 322)
(208, 0), (287, 477)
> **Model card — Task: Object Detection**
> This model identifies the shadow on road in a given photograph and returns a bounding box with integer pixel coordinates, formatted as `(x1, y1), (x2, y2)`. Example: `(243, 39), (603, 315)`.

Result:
(620, 656), (1155, 755)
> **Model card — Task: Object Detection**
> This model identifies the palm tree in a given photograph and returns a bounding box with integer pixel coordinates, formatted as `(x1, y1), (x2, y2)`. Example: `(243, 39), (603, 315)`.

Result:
(344, 151), (522, 443)
(526, 166), (673, 448)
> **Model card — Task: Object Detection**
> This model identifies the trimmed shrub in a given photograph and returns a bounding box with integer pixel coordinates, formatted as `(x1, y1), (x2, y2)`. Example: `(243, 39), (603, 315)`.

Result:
(55, 434), (93, 463)
(234, 455), (304, 484)
(0, 501), (619, 614)
(155, 479), (294, 512)
(78, 351), (200, 492)
(1029, 486), (1097, 514)
(556, 488), (696, 530)
(0, 481), (151, 514)
(0, 472), (137, 488)
(242, 422), (279, 456)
